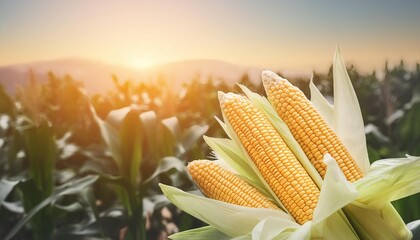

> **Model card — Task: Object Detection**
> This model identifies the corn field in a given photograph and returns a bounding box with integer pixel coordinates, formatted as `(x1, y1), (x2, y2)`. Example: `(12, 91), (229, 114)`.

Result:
(0, 60), (419, 239)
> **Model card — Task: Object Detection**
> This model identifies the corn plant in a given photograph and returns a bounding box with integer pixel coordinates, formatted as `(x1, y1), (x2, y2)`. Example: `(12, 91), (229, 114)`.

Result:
(90, 105), (208, 239)
(0, 85), (19, 177)
(0, 79), (98, 240)
(19, 121), (56, 239)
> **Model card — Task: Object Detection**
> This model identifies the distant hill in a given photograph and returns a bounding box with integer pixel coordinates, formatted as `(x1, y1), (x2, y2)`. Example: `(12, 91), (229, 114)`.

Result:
(0, 58), (310, 95)
(0, 58), (139, 95)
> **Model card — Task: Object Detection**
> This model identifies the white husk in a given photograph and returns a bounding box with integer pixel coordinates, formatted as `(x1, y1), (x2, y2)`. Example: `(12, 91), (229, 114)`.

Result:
(161, 47), (419, 239)
(355, 156), (420, 207)
(160, 184), (297, 238)
(332, 47), (370, 174)
(169, 226), (230, 240)
(307, 47), (415, 239)
(309, 78), (334, 129)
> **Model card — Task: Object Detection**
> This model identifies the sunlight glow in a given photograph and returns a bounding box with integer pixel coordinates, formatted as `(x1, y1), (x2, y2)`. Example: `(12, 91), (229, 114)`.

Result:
(128, 58), (158, 69)
(0, 1), (419, 72)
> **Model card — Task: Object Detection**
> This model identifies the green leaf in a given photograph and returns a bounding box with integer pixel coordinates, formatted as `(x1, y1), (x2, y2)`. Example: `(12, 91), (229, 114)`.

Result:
(143, 156), (187, 184)
(161, 117), (180, 156)
(396, 98), (420, 155)
(89, 104), (122, 166)
(333, 47), (370, 174)
(53, 202), (83, 213)
(17, 179), (54, 239)
(105, 107), (132, 130)
(140, 111), (158, 160)
(120, 110), (143, 186)
(53, 175), (99, 201)
(181, 124), (209, 154)
(0, 179), (19, 205)
(162, 117), (180, 138)
(4, 175), (98, 240)
(22, 122), (57, 197)
(160, 184), (296, 238)
(0, 85), (16, 117)
(169, 226), (231, 240)
(2, 201), (24, 213)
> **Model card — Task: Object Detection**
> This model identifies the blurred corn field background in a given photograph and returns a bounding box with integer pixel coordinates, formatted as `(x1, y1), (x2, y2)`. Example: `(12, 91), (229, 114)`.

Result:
(0, 61), (419, 239)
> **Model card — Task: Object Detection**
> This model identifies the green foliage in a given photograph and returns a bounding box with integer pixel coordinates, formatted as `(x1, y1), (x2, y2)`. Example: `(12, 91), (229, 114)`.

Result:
(18, 122), (56, 239)
(0, 60), (419, 238)
(395, 88), (420, 155)
(21, 122), (56, 197)
(5, 175), (98, 240)
(0, 78), (100, 239)
(90, 104), (208, 239)
(0, 85), (15, 117)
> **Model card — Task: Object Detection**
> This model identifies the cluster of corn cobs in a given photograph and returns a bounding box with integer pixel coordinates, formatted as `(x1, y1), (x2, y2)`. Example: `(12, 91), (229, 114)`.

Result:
(187, 71), (363, 225)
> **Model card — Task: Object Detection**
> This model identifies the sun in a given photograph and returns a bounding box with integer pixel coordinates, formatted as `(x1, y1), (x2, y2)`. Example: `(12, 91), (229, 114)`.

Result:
(129, 58), (157, 69)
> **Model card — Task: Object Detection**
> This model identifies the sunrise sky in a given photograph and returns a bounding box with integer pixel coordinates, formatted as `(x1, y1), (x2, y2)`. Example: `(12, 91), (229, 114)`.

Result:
(1, 0), (420, 72)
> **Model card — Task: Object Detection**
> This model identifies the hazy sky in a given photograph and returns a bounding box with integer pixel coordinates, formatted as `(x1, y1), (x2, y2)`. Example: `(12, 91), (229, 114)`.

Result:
(1, 0), (419, 72)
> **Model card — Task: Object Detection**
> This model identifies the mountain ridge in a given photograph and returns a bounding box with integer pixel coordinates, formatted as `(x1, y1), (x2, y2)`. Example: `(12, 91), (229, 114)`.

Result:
(0, 58), (311, 95)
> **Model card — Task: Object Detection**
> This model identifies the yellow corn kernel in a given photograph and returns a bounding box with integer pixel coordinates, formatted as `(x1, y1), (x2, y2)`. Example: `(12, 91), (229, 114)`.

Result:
(187, 160), (279, 210)
(219, 92), (320, 225)
(262, 71), (363, 182)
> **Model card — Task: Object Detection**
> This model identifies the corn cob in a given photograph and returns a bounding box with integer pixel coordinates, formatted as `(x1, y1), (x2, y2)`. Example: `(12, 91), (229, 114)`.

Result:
(219, 92), (320, 225)
(187, 160), (280, 210)
(262, 71), (363, 182)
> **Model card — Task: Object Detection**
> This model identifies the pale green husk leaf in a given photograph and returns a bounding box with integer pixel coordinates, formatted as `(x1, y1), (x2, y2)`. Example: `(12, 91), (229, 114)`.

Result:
(169, 226), (230, 240)
(333, 47), (370, 173)
(309, 78), (335, 129)
(233, 221), (312, 240)
(160, 184), (297, 238)
(215, 116), (231, 139)
(313, 212), (359, 240)
(229, 218), (308, 240)
(312, 154), (358, 223)
(213, 159), (239, 174)
(287, 221), (313, 240)
(203, 136), (263, 190)
(308, 155), (360, 240)
(244, 217), (305, 240)
(355, 155), (420, 207)
(344, 202), (411, 240)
